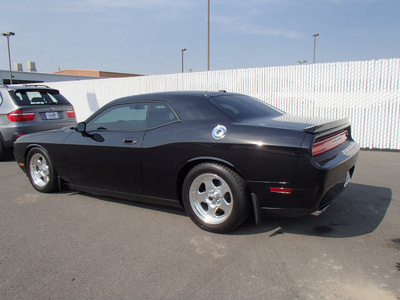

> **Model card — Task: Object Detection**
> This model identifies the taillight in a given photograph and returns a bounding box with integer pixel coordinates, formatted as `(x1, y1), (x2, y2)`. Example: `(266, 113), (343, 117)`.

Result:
(7, 109), (35, 122)
(312, 129), (349, 156)
(67, 108), (76, 118)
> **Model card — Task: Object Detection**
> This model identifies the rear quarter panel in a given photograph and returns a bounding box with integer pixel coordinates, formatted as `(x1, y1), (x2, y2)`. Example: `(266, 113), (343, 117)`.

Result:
(141, 121), (306, 200)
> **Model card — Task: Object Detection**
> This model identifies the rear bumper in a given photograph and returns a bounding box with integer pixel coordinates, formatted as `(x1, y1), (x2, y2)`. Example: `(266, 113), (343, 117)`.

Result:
(247, 140), (360, 217)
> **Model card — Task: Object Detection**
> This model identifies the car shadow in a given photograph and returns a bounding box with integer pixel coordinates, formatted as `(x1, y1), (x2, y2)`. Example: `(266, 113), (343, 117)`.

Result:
(67, 190), (187, 217)
(234, 183), (392, 238)
(60, 182), (391, 238)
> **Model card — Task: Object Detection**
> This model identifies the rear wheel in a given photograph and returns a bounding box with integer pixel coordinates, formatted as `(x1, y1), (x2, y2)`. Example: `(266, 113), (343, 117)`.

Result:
(182, 163), (250, 233)
(27, 148), (58, 193)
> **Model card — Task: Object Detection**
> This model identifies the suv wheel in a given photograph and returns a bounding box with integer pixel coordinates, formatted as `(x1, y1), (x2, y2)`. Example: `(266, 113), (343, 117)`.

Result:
(0, 139), (13, 161)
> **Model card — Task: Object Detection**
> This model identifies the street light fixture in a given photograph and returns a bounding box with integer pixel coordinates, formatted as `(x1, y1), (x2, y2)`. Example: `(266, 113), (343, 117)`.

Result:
(297, 60), (307, 64)
(313, 33), (319, 64)
(1, 31), (15, 84)
(207, 0), (210, 71)
(181, 48), (187, 73)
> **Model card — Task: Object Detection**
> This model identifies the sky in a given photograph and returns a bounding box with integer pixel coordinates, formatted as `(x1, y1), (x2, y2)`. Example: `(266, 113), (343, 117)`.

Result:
(0, 0), (399, 75)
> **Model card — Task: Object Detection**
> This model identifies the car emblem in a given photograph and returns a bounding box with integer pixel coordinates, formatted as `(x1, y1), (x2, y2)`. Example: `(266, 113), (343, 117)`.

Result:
(212, 125), (227, 140)
(49, 107), (55, 112)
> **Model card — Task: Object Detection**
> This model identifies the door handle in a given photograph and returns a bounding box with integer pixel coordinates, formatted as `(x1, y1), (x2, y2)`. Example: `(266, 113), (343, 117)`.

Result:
(123, 138), (138, 144)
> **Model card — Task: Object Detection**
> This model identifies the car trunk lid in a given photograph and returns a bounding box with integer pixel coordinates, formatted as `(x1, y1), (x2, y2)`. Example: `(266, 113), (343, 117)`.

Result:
(239, 114), (348, 132)
(239, 114), (352, 157)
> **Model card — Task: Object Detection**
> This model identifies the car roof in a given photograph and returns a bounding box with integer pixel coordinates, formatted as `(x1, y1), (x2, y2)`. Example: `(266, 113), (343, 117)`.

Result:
(110, 90), (232, 104)
(99, 91), (236, 122)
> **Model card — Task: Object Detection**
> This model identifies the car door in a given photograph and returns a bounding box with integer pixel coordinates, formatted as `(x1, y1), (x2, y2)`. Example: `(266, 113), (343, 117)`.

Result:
(141, 102), (181, 200)
(64, 102), (149, 195)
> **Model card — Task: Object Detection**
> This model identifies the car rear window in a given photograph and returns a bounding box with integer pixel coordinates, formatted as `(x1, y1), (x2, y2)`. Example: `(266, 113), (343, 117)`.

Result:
(210, 94), (283, 121)
(9, 89), (70, 106)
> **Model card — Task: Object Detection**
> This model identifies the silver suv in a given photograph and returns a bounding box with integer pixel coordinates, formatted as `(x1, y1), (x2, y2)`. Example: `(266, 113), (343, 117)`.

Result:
(0, 84), (76, 160)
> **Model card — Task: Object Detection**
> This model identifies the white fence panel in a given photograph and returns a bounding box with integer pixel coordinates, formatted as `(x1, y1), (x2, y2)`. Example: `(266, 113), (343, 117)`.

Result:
(48, 58), (400, 150)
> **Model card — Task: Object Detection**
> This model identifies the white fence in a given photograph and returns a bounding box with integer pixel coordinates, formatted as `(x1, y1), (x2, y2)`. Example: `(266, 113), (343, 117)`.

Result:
(49, 58), (400, 150)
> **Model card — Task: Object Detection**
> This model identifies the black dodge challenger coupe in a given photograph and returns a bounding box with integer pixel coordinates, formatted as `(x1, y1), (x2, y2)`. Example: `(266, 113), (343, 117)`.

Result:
(14, 91), (360, 233)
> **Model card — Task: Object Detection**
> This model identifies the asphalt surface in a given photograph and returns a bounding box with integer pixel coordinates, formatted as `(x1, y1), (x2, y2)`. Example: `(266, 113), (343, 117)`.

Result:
(0, 150), (399, 300)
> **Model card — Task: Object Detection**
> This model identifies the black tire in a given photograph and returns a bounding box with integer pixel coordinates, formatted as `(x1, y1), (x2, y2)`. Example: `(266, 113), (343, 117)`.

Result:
(0, 139), (6, 161)
(26, 147), (58, 193)
(0, 139), (13, 161)
(182, 162), (250, 233)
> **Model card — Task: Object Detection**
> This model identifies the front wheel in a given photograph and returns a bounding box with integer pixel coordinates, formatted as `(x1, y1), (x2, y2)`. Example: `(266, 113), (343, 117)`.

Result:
(27, 147), (58, 193)
(182, 163), (250, 233)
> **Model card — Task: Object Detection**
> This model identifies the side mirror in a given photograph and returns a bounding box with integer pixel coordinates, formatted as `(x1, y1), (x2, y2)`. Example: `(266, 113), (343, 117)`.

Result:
(76, 122), (104, 142)
(76, 122), (86, 133)
(91, 133), (105, 142)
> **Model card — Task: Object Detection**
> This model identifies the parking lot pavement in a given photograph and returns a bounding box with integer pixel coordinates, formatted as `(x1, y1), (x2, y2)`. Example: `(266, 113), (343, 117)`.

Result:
(0, 150), (399, 300)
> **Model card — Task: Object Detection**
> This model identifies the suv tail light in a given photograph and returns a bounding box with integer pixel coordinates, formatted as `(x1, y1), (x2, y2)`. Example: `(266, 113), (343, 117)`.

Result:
(312, 129), (349, 156)
(67, 108), (76, 118)
(7, 109), (35, 122)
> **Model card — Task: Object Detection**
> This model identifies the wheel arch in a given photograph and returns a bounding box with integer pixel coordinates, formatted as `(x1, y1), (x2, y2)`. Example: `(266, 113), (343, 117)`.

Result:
(24, 144), (48, 166)
(176, 156), (246, 206)
(22, 144), (57, 177)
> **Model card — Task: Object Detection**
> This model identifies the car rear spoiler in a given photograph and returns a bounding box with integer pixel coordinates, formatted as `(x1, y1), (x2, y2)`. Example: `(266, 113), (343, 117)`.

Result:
(304, 118), (350, 134)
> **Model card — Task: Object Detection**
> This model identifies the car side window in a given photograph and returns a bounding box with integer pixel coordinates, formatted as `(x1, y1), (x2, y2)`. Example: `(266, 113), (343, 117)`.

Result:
(147, 103), (178, 128)
(86, 103), (149, 131)
(0, 92), (3, 106)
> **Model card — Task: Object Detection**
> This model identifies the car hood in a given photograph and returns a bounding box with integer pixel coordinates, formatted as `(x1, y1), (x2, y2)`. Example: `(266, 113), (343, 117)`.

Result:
(239, 114), (350, 133)
(15, 126), (75, 144)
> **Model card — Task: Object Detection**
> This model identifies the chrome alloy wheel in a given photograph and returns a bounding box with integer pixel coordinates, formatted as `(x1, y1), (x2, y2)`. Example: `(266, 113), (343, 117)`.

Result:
(30, 153), (50, 188)
(189, 173), (233, 225)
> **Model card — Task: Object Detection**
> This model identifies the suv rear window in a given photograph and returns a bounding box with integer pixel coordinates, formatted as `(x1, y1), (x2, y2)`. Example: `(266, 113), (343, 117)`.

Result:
(9, 89), (69, 106)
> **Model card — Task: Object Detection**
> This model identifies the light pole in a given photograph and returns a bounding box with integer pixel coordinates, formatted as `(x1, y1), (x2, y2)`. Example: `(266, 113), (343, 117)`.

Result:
(181, 48), (187, 73)
(207, 0), (210, 71)
(1, 32), (15, 84)
(313, 33), (319, 64)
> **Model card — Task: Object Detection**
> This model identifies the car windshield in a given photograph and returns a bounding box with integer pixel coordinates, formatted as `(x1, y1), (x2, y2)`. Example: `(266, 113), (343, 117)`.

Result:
(210, 94), (283, 121)
(9, 89), (69, 106)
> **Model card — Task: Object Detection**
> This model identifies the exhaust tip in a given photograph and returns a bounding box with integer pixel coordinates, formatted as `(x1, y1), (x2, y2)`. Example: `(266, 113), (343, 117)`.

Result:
(311, 204), (330, 216)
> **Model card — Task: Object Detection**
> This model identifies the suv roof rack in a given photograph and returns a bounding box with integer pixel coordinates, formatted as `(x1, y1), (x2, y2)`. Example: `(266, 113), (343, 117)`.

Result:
(1, 84), (52, 89)
(23, 84), (50, 88)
